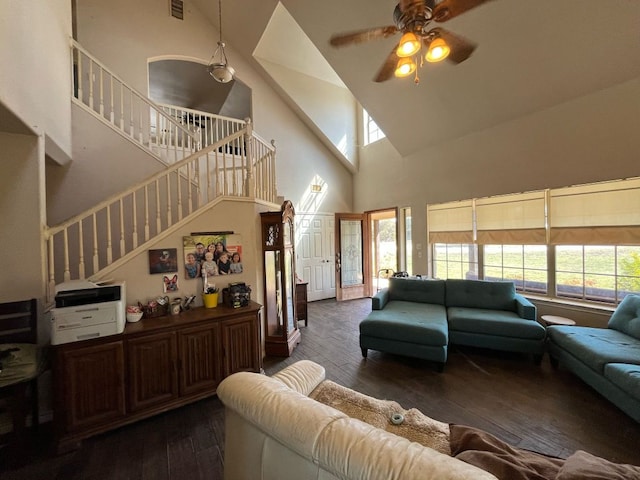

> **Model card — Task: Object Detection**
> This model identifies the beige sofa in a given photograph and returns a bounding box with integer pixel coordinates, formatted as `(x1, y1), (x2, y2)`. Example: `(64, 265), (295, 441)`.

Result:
(217, 360), (497, 480)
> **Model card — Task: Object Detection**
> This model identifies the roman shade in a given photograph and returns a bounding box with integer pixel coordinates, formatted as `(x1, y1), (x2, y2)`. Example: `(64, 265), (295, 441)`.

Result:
(475, 191), (546, 245)
(550, 178), (640, 245)
(428, 200), (473, 244)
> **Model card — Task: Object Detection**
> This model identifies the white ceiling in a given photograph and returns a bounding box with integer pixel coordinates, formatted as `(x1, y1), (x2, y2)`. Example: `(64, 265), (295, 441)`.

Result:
(196, 0), (640, 157)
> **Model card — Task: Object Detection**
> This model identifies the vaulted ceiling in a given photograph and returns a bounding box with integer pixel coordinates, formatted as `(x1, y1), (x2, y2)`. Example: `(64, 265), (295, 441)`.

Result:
(194, 0), (640, 158)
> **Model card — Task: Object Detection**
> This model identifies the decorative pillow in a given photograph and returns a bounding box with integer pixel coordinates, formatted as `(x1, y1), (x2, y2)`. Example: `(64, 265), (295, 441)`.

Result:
(555, 450), (640, 480)
(309, 379), (451, 455)
(608, 294), (640, 340)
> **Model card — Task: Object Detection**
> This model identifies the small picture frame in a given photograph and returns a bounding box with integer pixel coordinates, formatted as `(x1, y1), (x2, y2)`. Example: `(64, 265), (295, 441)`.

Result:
(148, 248), (178, 274)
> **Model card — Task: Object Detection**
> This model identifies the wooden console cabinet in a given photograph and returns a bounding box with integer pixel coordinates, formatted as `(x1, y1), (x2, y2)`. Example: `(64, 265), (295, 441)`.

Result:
(52, 302), (261, 452)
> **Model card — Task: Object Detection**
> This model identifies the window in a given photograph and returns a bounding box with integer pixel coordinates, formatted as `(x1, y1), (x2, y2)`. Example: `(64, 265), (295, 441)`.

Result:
(484, 245), (547, 294)
(433, 243), (478, 280)
(403, 208), (412, 274)
(371, 209), (397, 290)
(363, 109), (385, 146)
(427, 177), (640, 305)
(556, 245), (640, 304)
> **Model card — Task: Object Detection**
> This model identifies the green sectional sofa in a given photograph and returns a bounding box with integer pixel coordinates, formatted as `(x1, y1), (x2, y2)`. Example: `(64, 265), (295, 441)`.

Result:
(547, 294), (640, 422)
(360, 277), (545, 371)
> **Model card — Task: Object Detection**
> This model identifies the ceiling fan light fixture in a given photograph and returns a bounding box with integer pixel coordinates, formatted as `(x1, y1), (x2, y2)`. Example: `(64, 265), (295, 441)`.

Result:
(396, 32), (421, 57)
(425, 37), (450, 63)
(394, 57), (416, 78)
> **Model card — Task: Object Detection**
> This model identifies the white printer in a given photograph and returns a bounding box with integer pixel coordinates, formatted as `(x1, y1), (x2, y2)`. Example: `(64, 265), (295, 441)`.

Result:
(51, 280), (126, 345)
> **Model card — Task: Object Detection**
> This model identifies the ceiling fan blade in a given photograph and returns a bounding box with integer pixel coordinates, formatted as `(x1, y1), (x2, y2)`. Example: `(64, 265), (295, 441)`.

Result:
(373, 46), (400, 83)
(432, 0), (493, 22)
(399, 0), (430, 14)
(330, 26), (398, 47)
(429, 27), (477, 64)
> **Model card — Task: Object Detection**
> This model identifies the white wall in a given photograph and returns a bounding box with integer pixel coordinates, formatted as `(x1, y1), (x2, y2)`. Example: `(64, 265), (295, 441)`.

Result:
(356, 78), (640, 275)
(75, 0), (353, 215)
(0, 0), (72, 163)
(92, 199), (270, 311)
(256, 59), (358, 171)
(0, 133), (47, 305)
(46, 103), (171, 225)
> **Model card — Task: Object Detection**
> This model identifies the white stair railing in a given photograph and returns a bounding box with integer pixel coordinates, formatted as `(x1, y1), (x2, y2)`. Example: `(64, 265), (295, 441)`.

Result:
(156, 104), (247, 151)
(72, 40), (197, 163)
(45, 125), (277, 299)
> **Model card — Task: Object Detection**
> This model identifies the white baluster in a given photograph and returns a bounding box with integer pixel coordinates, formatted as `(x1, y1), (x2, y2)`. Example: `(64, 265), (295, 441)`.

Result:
(119, 198), (125, 254)
(63, 228), (71, 282)
(106, 206), (113, 264)
(93, 213), (99, 273)
(78, 220), (85, 279)
(144, 185), (150, 241)
(155, 179), (161, 233)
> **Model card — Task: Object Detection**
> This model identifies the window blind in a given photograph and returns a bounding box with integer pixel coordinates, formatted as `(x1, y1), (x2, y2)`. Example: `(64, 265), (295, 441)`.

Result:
(550, 177), (640, 245)
(427, 200), (473, 243)
(476, 191), (546, 244)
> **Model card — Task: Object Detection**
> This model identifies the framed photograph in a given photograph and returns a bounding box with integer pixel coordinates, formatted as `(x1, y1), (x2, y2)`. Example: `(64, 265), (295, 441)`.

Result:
(183, 234), (243, 280)
(148, 248), (178, 274)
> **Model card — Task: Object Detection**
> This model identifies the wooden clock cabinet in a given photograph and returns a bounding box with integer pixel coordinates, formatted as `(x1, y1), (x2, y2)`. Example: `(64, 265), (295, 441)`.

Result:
(52, 301), (262, 452)
(260, 200), (301, 356)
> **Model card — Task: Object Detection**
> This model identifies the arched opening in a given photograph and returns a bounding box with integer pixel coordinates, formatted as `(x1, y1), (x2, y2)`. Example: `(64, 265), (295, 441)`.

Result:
(148, 58), (252, 120)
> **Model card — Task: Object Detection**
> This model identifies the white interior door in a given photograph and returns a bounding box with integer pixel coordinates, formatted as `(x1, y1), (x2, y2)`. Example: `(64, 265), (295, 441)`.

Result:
(296, 213), (335, 301)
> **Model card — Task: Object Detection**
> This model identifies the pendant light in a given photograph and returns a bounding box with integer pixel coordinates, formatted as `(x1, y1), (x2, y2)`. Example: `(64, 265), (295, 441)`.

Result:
(206, 0), (235, 83)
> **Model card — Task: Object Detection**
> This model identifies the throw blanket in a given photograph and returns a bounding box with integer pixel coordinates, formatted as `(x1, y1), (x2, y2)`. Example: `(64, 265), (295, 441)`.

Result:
(309, 380), (640, 480)
(309, 380), (451, 455)
(450, 424), (640, 480)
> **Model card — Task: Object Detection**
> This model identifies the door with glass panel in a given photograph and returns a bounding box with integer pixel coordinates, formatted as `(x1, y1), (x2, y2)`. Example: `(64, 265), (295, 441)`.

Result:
(335, 213), (371, 301)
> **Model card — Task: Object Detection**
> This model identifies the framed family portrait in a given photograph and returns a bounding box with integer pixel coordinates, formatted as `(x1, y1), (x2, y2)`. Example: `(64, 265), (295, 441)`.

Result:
(183, 233), (243, 280)
(148, 248), (178, 274)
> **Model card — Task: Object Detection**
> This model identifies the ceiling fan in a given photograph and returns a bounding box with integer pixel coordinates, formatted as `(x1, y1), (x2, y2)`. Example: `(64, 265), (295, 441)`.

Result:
(329, 0), (492, 84)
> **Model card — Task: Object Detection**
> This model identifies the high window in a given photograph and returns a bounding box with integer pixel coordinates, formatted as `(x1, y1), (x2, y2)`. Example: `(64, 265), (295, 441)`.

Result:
(363, 109), (385, 146)
(427, 178), (640, 305)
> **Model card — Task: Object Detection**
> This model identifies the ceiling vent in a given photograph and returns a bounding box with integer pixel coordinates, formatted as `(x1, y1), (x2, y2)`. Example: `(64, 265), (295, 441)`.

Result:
(170, 0), (184, 20)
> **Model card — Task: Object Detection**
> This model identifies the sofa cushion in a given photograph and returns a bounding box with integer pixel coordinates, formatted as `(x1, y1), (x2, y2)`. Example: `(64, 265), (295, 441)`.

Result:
(445, 279), (516, 311)
(547, 326), (640, 373)
(608, 294), (640, 340)
(388, 277), (446, 305)
(447, 307), (546, 340)
(360, 302), (448, 346)
(604, 363), (640, 402)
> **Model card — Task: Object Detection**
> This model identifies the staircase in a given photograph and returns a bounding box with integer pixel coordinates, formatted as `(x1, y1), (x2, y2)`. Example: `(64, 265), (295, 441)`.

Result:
(44, 41), (278, 301)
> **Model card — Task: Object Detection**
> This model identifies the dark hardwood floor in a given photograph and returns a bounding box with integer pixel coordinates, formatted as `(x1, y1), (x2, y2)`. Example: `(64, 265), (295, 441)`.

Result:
(2, 298), (640, 478)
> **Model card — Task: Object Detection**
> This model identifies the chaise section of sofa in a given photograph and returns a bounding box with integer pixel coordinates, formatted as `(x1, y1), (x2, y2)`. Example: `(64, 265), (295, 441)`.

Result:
(547, 294), (640, 422)
(360, 278), (449, 370)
